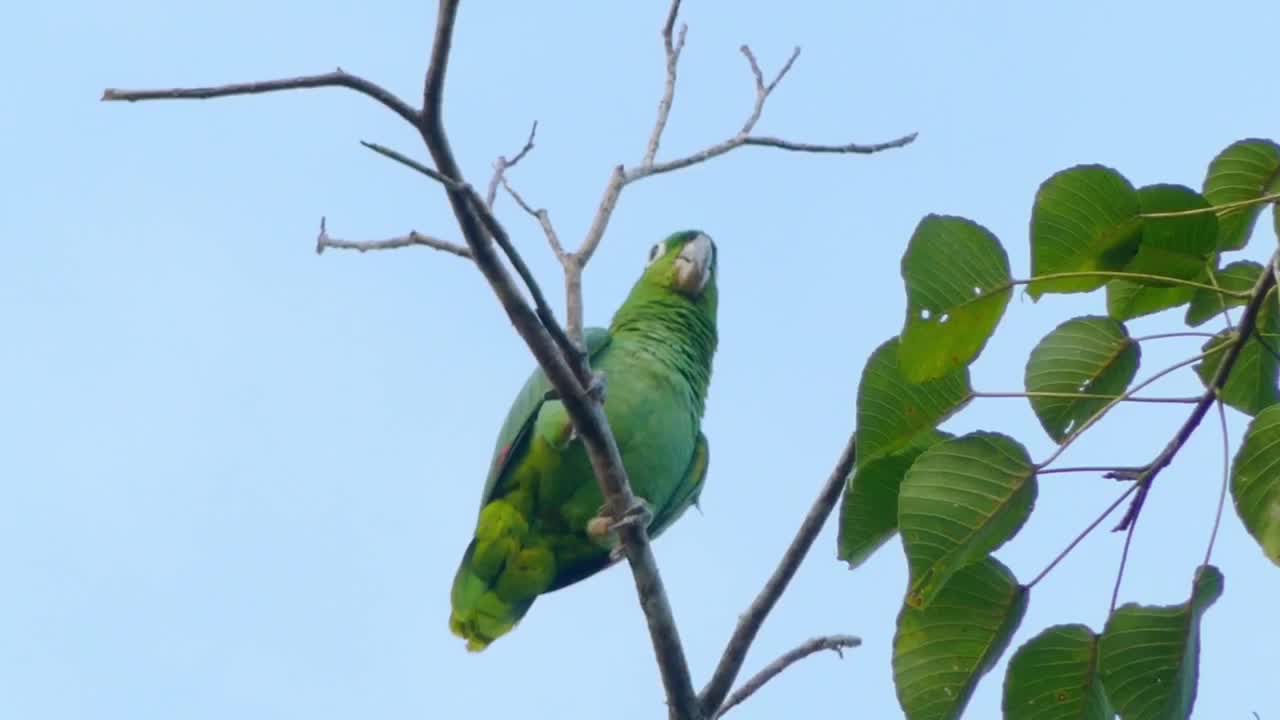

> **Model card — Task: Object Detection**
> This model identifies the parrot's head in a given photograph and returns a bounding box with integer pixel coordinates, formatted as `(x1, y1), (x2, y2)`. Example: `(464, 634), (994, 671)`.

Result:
(639, 229), (718, 305)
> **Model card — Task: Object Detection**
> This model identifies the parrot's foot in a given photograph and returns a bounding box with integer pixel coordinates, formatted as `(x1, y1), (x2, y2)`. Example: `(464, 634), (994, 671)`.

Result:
(586, 497), (653, 552)
(586, 371), (607, 404)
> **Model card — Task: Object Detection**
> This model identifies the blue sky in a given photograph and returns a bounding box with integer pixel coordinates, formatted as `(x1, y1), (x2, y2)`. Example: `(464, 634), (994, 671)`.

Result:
(4, 1), (1279, 718)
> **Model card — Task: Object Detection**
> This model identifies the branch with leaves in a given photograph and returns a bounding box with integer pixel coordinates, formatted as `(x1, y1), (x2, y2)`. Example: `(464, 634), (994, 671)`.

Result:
(103, 2), (915, 718)
(839, 139), (1280, 719)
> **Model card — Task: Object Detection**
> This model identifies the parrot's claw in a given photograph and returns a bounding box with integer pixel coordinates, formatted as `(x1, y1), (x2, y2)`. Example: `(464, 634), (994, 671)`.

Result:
(586, 497), (653, 550)
(611, 498), (653, 531)
(586, 371), (608, 404)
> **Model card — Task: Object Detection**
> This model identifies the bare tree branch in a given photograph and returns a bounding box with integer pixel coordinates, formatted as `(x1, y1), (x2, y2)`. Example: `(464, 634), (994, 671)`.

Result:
(102, 69), (420, 128)
(502, 177), (567, 260)
(571, 27), (917, 333)
(314, 217), (471, 258)
(713, 635), (861, 719)
(359, 140), (463, 188)
(1114, 252), (1278, 532)
(416, 3), (700, 718)
(700, 434), (858, 716)
(639, 132), (920, 180)
(643, 0), (689, 167)
(486, 121), (538, 208)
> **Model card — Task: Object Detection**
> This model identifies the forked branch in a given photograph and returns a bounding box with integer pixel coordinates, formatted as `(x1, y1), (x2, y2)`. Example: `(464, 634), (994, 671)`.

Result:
(713, 634), (862, 718)
(700, 435), (858, 716)
(315, 217), (471, 258)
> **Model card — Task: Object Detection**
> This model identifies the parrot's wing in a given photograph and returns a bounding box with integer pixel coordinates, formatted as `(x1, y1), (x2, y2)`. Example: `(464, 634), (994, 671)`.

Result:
(476, 327), (613, 512)
(647, 431), (710, 540)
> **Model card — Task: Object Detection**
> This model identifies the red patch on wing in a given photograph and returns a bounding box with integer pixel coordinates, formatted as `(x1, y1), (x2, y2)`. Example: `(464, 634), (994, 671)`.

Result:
(496, 444), (512, 469)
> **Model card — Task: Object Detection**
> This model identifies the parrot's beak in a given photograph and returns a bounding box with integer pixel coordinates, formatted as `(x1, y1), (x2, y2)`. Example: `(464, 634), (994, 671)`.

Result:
(673, 233), (714, 295)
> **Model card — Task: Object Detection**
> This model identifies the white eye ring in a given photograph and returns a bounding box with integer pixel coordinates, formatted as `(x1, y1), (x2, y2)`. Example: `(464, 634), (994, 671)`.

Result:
(645, 242), (664, 266)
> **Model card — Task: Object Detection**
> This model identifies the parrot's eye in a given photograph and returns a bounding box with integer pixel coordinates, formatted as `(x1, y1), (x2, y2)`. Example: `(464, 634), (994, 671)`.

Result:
(646, 242), (664, 266)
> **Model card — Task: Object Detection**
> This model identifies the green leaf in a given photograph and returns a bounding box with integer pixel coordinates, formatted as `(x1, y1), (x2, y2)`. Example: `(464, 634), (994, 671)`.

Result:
(1107, 279), (1195, 322)
(1202, 138), (1280, 251)
(1194, 302), (1280, 416)
(1185, 260), (1262, 327)
(857, 337), (972, 466)
(1106, 185), (1217, 321)
(894, 556), (1028, 720)
(898, 215), (1013, 382)
(1029, 165), (1142, 298)
(1002, 624), (1112, 720)
(899, 432), (1036, 608)
(1229, 404), (1280, 566)
(1099, 565), (1223, 720)
(1024, 316), (1140, 443)
(839, 430), (950, 569)
(1122, 184), (1218, 280)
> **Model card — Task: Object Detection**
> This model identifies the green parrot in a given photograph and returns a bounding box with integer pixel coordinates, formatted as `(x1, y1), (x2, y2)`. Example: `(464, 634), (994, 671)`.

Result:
(449, 230), (719, 651)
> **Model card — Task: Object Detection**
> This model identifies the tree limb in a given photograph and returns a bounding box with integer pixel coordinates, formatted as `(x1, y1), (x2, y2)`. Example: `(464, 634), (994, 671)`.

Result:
(102, 69), (420, 128)
(643, 0), (688, 167)
(416, 3), (701, 718)
(486, 121), (538, 208)
(699, 434), (858, 716)
(570, 17), (917, 340)
(1113, 251), (1278, 531)
(314, 217), (471, 258)
(713, 635), (861, 719)
(502, 177), (566, 260)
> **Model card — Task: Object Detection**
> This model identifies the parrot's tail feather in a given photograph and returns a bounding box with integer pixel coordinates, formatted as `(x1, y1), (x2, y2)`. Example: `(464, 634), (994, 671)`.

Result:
(449, 504), (555, 651)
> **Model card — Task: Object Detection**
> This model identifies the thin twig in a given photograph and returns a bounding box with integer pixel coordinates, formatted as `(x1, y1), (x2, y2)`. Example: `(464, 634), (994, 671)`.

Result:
(972, 391), (1200, 404)
(642, 0), (687, 167)
(102, 68), (421, 128)
(635, 132), (918, 181)
(700, 435), (857, 717)
(1027, 482), (1140, 589)
(1133, 331), (1219, 342)
(1110, 498), (1142, 612)
(737, 45), (800, 135)
(713, 635), (861, 719)
(460, 187), (580, 364)
(1036, 465), (1147, 476)
(502, 177), (566, 259)
(1113, 254), (1278, 531)
(360, 140), (463, 189)
(417, 3), (700, 718)
(485, 121), (538, 208)
(314, 217), (471, 258)
(1204, 400), (1230, 566)
(1140, 190), (1280, 219)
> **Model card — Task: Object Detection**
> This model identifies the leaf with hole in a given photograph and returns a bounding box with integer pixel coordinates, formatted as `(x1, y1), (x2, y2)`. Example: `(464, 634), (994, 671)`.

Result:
(1024, 316), (1140, 443)
(1029, 164), (1142, 298)
(894, 556), (1028, 720)
(1002, 624), (1112, 720)
(1185, 260), (1262, 327)
(1194, 302), (1280, 416)
(856, 337), (971, 467)
(839, 430), (949, 569)
(1099, 565), (1223, 720)
(1230, 404), (1280, 566)
(898, 214), (1013, 382)
(1202, 138), (1280, 251)
(899, 432), (1036, 608)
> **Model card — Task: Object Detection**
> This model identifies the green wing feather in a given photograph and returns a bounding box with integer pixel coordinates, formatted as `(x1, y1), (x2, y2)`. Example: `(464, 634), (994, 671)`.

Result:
(476, 327), (612, 512)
